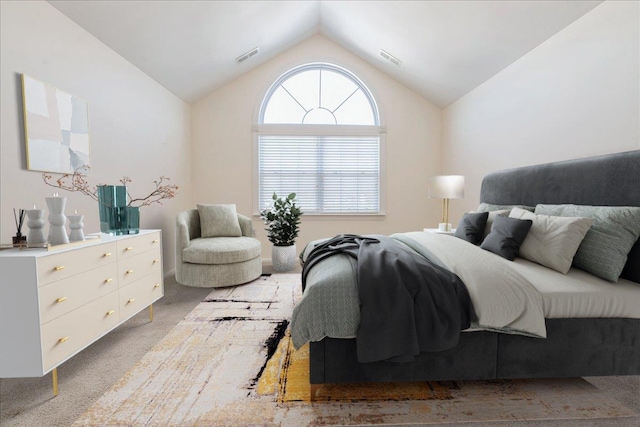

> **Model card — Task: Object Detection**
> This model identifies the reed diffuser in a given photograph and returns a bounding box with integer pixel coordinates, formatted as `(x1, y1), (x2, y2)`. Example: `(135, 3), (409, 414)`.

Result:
(12, 208), (27, 245)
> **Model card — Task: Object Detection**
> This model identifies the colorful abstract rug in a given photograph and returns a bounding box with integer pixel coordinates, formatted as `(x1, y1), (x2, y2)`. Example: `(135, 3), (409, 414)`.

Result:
(256, 333), (455, 403)
(73, 274), (635, 426)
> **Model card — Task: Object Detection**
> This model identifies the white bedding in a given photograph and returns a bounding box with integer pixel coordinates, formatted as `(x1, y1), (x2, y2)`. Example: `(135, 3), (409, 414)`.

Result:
(401, 232), (640, 321)
(398, 232), (547, 338)
(511, 257), (640, 319)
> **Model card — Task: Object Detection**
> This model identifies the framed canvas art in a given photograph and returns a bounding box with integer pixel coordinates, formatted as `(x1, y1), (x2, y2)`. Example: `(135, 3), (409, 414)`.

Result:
(21, 74), (91, 174)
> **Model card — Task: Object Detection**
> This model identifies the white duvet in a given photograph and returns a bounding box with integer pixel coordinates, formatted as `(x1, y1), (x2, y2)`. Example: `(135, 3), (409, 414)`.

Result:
(397, 232), (547, 338)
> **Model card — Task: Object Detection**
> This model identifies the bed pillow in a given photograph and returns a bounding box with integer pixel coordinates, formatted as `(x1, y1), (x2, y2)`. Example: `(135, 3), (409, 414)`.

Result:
(621, 241), (640, 283)
(508, 207), (593, 274)
(454, 212), (489, 245)
(480, 215), (533, 261)
(197, 204), (242, 238)
(483, 209), (511, 239)
(477, 203), (535, 213)
(535, 204), (640, 282)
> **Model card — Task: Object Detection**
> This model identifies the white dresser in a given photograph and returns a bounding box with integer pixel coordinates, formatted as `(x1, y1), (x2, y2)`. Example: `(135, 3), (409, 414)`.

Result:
(0, 230), (163, 393)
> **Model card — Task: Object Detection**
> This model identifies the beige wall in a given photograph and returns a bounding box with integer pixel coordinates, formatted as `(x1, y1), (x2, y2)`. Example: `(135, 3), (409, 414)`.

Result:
(442, 1), (640, 221)
(192, 35), (442, 259)
(4, 2), (630, 271)
(0, 1), (193, 272)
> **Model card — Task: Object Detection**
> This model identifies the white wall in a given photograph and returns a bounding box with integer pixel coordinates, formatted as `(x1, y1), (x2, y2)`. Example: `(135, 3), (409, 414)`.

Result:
(192, 35), (443, 259)
(0, 1), (193, 272)
(442, 1), (639, 220)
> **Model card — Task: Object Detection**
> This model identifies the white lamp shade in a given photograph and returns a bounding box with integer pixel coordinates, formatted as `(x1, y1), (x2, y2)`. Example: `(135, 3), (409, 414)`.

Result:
(428, 175), (465, 199)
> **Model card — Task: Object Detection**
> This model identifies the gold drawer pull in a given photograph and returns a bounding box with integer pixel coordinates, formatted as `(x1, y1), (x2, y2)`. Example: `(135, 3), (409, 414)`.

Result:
(53, 266), (65, 271)
(104, 278), (113, 283)
(154, 283), (160, 289)
(58, 337), (69, 344)
(103, 252), (112, 257)
(152, 239), (159, 243)
(106, 310), (115, 316)
(127, 298), (135, 304)
(153, 259), (159, 264)
(125, 247), (133, 251)
(126, 269), (134, 274)
(55, 297), (67, 303)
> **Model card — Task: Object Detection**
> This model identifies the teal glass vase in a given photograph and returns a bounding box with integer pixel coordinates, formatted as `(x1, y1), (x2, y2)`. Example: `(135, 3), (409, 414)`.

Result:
(97, 185), (140, 235)
(123, 206), (140, 234)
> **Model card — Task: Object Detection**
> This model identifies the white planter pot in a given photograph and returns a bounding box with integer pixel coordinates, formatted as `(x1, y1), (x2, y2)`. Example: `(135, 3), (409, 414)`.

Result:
(272, 244), (297, 272)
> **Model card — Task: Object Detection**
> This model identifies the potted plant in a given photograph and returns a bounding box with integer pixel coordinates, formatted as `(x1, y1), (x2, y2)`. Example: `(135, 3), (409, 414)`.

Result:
(260, 192), (303, 272)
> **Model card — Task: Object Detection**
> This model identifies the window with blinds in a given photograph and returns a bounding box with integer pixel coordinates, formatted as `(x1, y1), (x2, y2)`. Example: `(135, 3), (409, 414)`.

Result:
(257, 63), (382, 215)
(259, 135), (380, 214)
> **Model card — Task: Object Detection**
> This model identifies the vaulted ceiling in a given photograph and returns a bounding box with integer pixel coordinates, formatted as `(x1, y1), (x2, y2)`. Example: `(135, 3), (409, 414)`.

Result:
(49, 1), (602, 107)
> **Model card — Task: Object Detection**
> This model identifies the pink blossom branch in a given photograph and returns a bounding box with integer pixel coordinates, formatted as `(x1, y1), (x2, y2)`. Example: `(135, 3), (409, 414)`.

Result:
(127, 176), (178, 207)
(42, 165), (99, 202)
(42, 166), (178, 208)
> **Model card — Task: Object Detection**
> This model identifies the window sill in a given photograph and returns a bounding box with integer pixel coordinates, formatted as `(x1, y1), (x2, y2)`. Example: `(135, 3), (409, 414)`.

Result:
(253, 213), (385, 221)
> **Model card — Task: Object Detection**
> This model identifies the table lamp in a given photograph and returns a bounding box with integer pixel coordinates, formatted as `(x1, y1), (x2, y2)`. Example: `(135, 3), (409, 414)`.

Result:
(428, 175), (464, 232)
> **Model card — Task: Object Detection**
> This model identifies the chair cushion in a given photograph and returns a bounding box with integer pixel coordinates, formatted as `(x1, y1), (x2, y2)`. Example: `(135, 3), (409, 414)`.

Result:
(197, 204), (242, 238)
(183, 237), (261, 265)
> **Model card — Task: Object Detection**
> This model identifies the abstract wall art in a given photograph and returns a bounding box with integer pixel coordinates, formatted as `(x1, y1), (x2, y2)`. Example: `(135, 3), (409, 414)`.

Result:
(21, 74), (90, 174)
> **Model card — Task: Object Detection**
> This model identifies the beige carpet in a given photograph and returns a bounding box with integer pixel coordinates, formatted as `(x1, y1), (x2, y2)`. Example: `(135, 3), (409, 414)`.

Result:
(72, 274), (636, 426)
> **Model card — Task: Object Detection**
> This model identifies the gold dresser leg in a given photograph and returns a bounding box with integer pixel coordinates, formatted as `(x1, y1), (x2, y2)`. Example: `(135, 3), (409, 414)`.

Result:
(149, 304), (154, 322)
(52, 368), (59, 397)
(310, 383), (320, 402)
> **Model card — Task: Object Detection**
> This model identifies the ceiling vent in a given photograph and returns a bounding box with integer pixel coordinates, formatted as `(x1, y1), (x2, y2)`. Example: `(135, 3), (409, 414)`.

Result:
(236, 47), (260, 64)
(379, 49), (402, 67)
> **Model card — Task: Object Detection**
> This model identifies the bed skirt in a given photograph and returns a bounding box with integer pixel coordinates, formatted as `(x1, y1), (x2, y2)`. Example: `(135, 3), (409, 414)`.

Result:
(309, 318), (640, 385)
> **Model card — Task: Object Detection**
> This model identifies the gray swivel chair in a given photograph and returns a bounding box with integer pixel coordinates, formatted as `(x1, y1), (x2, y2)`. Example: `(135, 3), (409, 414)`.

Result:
(175, 209), (262, 287)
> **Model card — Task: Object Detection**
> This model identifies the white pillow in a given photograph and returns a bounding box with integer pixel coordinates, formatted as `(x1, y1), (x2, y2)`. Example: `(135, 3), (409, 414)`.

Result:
(508, 207), (593, 274)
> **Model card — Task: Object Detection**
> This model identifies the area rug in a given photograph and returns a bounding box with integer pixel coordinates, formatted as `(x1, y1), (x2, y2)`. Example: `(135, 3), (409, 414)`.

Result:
(73, 274), (636, 427)
(256, 333), (454, 403)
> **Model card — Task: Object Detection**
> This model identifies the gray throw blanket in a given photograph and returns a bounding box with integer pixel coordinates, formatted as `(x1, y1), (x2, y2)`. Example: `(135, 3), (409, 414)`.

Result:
(302, 234), (477, 363)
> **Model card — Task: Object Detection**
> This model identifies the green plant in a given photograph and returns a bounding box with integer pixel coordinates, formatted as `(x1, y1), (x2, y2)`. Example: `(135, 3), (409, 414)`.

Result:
(260, 192), (303, 246)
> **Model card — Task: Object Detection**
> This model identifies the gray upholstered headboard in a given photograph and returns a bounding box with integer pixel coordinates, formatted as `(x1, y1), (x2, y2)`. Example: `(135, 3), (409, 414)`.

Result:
(480, 150), (640, 283)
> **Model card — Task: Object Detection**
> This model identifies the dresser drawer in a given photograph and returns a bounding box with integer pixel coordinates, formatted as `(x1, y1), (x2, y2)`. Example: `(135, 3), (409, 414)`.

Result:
(119, 272), (163, 321)
(37, 242), (118, 286)
(116, 232), (161, 260)
(118, 249), (162, 287)
(39, 263), (119, 325)
(41, 291), (120, 371)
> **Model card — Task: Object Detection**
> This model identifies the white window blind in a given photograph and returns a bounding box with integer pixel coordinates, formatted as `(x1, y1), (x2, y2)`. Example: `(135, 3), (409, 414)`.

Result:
(258, 135), (380, 214)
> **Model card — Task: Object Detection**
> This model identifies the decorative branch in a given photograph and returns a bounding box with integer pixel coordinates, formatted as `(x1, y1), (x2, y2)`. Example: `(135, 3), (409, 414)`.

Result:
(42, 165), (99, 202)
(42, 166), (178, 208)
(127, 176), (178, 207)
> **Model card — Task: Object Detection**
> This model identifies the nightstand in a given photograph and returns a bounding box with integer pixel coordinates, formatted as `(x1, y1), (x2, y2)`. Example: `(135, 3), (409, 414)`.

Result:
(423, 228), (455, 235)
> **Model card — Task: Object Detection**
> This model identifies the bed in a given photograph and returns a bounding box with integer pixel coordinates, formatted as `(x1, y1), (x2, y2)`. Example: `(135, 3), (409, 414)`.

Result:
(290, 150), (640, 400)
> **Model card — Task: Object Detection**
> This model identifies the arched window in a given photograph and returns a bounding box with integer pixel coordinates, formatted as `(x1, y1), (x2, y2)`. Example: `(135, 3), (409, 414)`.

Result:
(256, 63), (383, 215)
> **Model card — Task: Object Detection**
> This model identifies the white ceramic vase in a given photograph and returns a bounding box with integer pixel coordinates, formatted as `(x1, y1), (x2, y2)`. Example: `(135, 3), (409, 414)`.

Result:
(46, 196), (69, 246)
(26, 209), (46, 245)
(272, 244), (297, 272)
(68, 214), (85, 242)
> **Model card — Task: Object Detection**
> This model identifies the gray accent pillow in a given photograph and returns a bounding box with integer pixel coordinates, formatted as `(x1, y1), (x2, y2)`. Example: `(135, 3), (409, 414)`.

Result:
(477, 203), (535, 213)
(483, 209), (511, 239)
(621, 242), (640, 283)
(535, 204), (640, 282)
(197, 204), (242, 238)
(455, 212), (489, 245)
(509, 207), (593, 274)
(480, 215), (533, 261)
